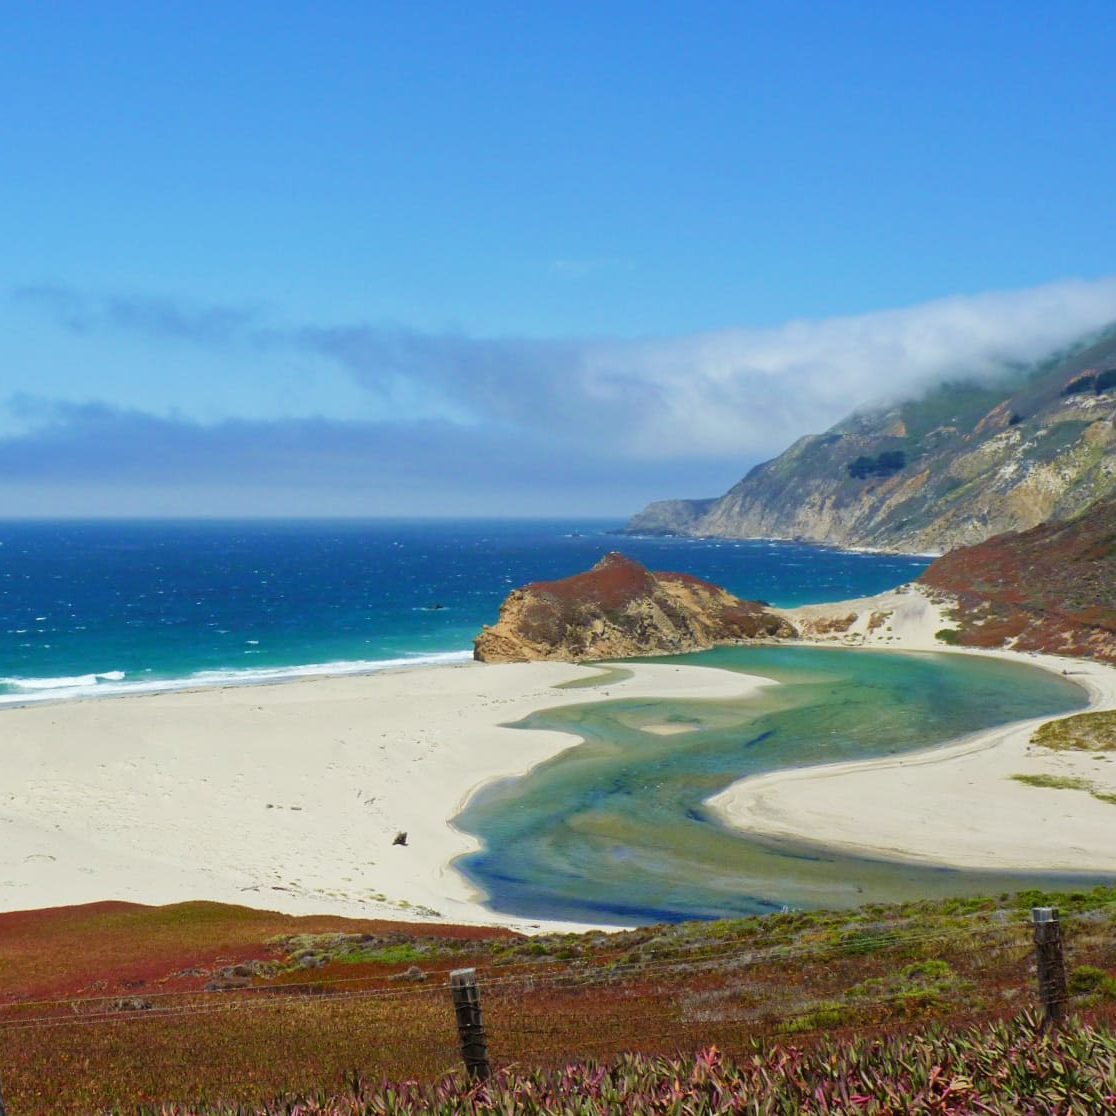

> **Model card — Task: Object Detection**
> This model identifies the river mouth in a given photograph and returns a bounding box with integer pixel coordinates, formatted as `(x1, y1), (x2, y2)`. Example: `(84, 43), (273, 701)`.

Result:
(454, 645), (1107, 926)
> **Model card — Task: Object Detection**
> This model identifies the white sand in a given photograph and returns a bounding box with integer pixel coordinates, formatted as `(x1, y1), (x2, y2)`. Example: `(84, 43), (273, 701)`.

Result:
(709, 586), (1116, 873)
(5, 583), (1114, 932)
(0, 659), (771, 932)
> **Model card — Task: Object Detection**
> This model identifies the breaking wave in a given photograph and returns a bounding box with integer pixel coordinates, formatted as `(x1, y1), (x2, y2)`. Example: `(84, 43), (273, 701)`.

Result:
(0, 651), (473, 706)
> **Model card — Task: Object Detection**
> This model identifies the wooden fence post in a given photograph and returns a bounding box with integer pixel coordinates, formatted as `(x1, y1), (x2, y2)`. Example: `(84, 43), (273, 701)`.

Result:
(1032, 906), (1068, 1033)
(450, 968), (492, 1082)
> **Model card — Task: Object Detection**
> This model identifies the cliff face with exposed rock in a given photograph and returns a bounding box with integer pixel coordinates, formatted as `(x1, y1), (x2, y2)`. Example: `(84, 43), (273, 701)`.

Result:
(473, 552), (796, 663)
(919, 495), (1116, 662)
(626, 330), (1116, 553)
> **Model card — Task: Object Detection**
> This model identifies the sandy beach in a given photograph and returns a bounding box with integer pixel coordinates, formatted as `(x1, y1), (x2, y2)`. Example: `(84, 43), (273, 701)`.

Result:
(709, 586), (1116, 873)
(0, 659), (772, 932)
(4, 583), (1114, 932)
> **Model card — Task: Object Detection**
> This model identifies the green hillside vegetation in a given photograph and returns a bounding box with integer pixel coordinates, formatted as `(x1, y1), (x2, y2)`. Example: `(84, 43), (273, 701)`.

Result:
(896, 379), (1013, 442)
(846, 450), (907, 480)
(3, 887), (1116, 1113)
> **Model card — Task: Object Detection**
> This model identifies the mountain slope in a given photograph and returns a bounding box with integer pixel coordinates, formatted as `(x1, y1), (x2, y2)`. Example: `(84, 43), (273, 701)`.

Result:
(919, 493), (1116, 662)
(627, 330), (1116, 553)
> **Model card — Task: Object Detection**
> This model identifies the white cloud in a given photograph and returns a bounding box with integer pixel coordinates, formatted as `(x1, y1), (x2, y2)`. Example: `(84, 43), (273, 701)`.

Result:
(569, 277), (1116, 458)
(14, 275), (1116, 472)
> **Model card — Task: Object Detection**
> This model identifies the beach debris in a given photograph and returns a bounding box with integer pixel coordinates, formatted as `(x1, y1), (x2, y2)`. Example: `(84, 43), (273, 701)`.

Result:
(393, 830), (408, 846)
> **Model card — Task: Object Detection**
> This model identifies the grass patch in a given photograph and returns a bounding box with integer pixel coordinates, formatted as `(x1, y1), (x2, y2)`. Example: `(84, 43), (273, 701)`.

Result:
(342, 943), (429, 966)
(1011, 773), (1116, 805)
(1068, 964), (1116, 998)
(847, 958), (970, 1015)
(776, 1000), (851, 1034)
(1011, 773), (1095, 791)
(282, 936), (434, 967)
(1032, 710), (1116, 752)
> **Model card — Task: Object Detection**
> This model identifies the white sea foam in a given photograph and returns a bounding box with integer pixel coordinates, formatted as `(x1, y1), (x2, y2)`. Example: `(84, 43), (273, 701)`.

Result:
(0, 651), (473, 707)
(0, 671), (128, 691)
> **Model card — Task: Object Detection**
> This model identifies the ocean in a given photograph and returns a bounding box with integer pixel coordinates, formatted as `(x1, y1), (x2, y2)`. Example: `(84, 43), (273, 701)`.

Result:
(0, 519), (931, 704)
(1, 518), (1101, 923)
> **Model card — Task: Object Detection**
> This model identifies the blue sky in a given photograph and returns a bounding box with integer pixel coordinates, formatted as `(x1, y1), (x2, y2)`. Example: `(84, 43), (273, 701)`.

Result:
(3, 2), (1116, 516)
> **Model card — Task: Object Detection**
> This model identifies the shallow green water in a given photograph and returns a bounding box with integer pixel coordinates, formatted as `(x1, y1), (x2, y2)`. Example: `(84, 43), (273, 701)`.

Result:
(454, 646), (1105, 925)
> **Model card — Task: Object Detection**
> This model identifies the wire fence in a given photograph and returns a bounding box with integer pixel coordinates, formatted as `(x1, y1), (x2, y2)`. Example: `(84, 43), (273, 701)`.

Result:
(0, 915), (1054, 1033)
(0, 909), (1043, 1024)
(0, 906), (1044, 1022)
(0, 904), (1105, 1113)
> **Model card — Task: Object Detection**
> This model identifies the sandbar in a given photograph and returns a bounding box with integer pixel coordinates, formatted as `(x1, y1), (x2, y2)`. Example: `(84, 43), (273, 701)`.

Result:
(708, 586), (1116, 873)
(0, 659), (770, 932)
(5, 583), (1113, 932)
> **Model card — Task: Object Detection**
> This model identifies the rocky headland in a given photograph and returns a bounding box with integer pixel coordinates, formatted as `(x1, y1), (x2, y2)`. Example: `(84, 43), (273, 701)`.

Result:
(473, 552), (796, 662)
(626, 329), (1116, 553)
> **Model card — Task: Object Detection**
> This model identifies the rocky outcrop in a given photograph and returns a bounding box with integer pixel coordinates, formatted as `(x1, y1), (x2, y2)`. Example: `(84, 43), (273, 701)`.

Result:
(626, 328), (1116, 553)
(919, 495), (1116, 662)
(473, 552), (796, 663)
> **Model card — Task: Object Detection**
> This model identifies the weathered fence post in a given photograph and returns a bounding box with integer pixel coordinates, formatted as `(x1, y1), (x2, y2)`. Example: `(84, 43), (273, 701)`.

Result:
(1032, 906), (1068, 1033)
(450, 968), (492, 1082)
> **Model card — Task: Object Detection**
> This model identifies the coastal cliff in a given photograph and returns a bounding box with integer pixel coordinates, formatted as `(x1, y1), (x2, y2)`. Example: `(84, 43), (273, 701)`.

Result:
(626, 329), (1116, 553)
(919, 495), (1116, 663)
(473, 552), (796, 662)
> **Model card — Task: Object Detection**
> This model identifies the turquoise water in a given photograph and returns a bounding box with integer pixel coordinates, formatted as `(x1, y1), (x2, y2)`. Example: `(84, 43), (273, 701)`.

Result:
(4, 520), (1097, 926)
(0, 519), (930, 704)
(455, 645), (1101, 925)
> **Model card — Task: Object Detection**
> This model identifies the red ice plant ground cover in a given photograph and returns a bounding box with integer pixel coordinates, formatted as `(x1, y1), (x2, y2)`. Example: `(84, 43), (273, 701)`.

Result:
(0, 901), (514, 1001)
(134, 1018), (1116, 1114)
(921, 494), (1116, 662)
(3, 890), (1116, 1113)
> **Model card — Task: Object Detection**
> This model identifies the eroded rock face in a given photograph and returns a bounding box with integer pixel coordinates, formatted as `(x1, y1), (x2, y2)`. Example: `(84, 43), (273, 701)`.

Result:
(625, 329), (1116, 553)
(473, 552), (796, 663)
(920, 496), (1116, 662)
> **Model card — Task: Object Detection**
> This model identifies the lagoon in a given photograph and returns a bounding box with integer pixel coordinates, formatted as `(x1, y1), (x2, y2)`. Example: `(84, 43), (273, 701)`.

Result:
(455, 645), (1103, 925)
